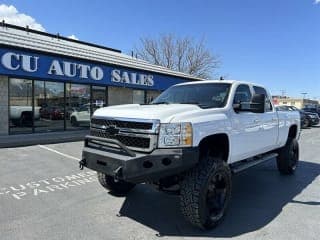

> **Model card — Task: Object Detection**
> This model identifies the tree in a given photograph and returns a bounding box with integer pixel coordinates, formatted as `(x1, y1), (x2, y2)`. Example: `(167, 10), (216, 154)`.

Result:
(134, 34), (220, 79)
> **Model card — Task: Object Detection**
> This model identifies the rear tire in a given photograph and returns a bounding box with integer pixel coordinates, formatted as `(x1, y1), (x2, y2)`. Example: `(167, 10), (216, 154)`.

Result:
(302, 118), (309, 128)
(277, 138), (299, 174)
(180, 156), (232, 229)
(71, 116), (79, 127)
(97, 172), (135, 195)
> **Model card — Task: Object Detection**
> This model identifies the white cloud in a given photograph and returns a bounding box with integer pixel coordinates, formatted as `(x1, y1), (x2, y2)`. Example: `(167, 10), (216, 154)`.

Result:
(0, 4), (45, 31)
(315, 0), (320, 4)
(67, 34), (78, 40)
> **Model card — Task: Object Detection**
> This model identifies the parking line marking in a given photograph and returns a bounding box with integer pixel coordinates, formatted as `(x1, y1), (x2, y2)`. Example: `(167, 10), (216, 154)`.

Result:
(38, 145), (80, 161)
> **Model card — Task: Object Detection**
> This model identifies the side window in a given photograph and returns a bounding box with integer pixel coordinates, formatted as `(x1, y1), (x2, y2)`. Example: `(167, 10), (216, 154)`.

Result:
(233, 84), (252, 104)
(253, 86), (273, 111)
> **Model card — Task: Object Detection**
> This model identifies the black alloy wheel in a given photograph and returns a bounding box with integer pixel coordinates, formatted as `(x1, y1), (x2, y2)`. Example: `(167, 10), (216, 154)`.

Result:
(205, 171), (229, 223)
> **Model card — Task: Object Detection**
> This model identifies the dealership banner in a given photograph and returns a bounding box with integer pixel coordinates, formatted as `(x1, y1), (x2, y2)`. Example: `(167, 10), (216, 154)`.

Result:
(0, 47), (188, 90)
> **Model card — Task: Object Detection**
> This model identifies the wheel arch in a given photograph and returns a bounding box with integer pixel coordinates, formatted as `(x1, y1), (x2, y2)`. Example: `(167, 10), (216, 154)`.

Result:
(198, 133), (230, 162)
(288, 124), (298, 139)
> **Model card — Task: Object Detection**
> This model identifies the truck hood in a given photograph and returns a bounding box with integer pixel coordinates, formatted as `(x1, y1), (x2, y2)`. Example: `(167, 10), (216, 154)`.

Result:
(93, 104), (201, 122)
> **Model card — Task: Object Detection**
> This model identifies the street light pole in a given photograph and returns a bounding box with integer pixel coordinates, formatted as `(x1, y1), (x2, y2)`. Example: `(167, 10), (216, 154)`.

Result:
(301, 92), (307, 100)
(301, 92), (308, 108)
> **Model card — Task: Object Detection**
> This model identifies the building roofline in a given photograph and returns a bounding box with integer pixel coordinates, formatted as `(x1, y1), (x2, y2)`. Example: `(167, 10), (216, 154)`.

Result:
(0, 22), (204, 82)
(0, 21), (121, 53)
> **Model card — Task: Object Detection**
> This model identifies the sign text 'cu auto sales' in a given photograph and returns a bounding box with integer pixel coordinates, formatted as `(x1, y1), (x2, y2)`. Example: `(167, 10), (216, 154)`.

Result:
(0, 51), (154, 86)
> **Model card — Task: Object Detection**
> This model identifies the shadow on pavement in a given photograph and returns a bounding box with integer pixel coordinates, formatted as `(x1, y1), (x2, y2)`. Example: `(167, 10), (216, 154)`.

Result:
(119, 160), (319, 237)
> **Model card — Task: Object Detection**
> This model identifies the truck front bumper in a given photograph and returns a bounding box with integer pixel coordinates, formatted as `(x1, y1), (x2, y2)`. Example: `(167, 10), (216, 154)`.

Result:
(80, 135), (199, 183)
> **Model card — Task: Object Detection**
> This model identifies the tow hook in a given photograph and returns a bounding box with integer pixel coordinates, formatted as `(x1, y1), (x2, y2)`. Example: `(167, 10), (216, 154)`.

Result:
(79, 159), (86, 170)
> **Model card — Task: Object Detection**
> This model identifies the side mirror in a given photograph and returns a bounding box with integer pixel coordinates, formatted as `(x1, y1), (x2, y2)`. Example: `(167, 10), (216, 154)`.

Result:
(233, 94), (265, 113)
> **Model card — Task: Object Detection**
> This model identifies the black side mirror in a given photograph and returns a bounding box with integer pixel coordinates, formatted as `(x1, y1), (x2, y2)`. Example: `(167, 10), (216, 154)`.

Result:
(250, 94), (265, 113)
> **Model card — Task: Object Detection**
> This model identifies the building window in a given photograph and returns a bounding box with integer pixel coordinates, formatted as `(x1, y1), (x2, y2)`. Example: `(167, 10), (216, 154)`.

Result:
(34, 80), (65, 133)
(92, 86), (107, 112)
(108, 86), (132, 105)
(8, 77), (159, 135)
(66, 83), (91, 130)
(9, 78), (33, 134)
(133, 90), (145, 104)
(146, 90), (162, 103)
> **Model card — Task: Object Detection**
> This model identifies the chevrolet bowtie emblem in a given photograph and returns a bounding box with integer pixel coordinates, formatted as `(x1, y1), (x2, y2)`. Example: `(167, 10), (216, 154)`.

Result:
(103, 125), (119, 135)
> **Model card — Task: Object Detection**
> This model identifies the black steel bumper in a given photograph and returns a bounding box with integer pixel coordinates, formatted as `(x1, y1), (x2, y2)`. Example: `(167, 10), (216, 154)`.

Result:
(80, 135), (199, 183)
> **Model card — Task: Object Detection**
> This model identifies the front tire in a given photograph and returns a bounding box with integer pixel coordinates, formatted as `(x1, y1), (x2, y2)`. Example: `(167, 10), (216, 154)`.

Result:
(180, 156), (232, 229)
(277, 138), (299, 174)
(97, 172), (135, 195)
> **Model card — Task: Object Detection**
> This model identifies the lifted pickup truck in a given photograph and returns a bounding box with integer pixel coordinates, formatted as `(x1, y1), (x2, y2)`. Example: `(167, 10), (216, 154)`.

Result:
(80, 80), (300, 229)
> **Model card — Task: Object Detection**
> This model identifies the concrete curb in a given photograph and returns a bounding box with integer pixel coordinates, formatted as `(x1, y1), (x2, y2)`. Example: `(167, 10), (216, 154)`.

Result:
(0, 130), (89, 148)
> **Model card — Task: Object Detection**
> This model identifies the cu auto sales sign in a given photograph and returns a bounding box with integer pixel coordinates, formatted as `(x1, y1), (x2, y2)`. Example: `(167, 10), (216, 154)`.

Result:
(0, 47), (187, 90)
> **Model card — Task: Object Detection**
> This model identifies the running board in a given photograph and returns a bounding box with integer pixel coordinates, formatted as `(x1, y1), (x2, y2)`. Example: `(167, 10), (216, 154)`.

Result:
(230, 153), (278, 174)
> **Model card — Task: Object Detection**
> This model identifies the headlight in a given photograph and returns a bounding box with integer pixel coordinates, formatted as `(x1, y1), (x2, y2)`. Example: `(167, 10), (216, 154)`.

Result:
(158, 122), (193, 148)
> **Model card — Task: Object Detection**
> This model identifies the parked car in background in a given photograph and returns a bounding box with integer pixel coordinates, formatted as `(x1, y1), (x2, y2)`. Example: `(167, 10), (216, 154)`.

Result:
(276, 105), (319, 128)
(302, 107), (320, 118)
(40, 106), (64, 120)
(10, 106), (41, 126)
(70, 105), (90, 127)
(304, 112), (320, 126)
(69, 103), (104, 127)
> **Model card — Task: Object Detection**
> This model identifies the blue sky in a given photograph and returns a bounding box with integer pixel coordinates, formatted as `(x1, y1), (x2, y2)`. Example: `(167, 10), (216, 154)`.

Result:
(1, 0), (319, 99)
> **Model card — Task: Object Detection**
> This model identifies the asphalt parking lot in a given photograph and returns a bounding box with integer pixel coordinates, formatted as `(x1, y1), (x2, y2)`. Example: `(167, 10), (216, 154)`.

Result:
(0, 128), (319, 240)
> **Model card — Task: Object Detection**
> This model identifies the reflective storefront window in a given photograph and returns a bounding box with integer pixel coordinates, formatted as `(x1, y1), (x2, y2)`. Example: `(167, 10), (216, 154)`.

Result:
(108, 87), (146, 105)
(146, 90), (161, 103)
(108, 86), (133, 106)
(8, 78), (158, 135)
(66, 83), (91, 130)
(92, 86), (107, 113)
(34, 81), (65, 132)
(133, 90), (145, 104)
(9, 78), (33, 134)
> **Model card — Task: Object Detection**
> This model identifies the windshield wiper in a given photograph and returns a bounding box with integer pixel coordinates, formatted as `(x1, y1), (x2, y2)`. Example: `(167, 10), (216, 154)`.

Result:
(150, 101), (170, 105)
(178, 102), (211, 108)
(178, 101), (201, 105)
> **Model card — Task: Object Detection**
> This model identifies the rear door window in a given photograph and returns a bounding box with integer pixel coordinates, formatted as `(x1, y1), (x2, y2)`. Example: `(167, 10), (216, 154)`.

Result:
(253, 86), (273, 112)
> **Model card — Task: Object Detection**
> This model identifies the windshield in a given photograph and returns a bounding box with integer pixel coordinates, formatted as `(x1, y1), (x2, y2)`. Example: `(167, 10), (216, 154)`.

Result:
(152, 83), (231, 109)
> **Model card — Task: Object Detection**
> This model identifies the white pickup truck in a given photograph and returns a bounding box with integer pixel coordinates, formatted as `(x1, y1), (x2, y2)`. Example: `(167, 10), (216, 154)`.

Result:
(10, 106), (41, 126)
(80, 80), (300, 229)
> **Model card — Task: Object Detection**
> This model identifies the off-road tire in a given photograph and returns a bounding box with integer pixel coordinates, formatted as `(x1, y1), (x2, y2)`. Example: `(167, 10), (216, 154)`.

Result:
(97, 172), (135, 195)
(277, 137), (299, 175)
(180, 156), (232, 229)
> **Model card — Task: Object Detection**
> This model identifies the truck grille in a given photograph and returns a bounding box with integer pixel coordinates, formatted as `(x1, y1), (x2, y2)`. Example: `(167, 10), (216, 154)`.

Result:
(91, 118), (153, 130)
(90, 117), (159, 152)
(90, 128), (150, 149)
